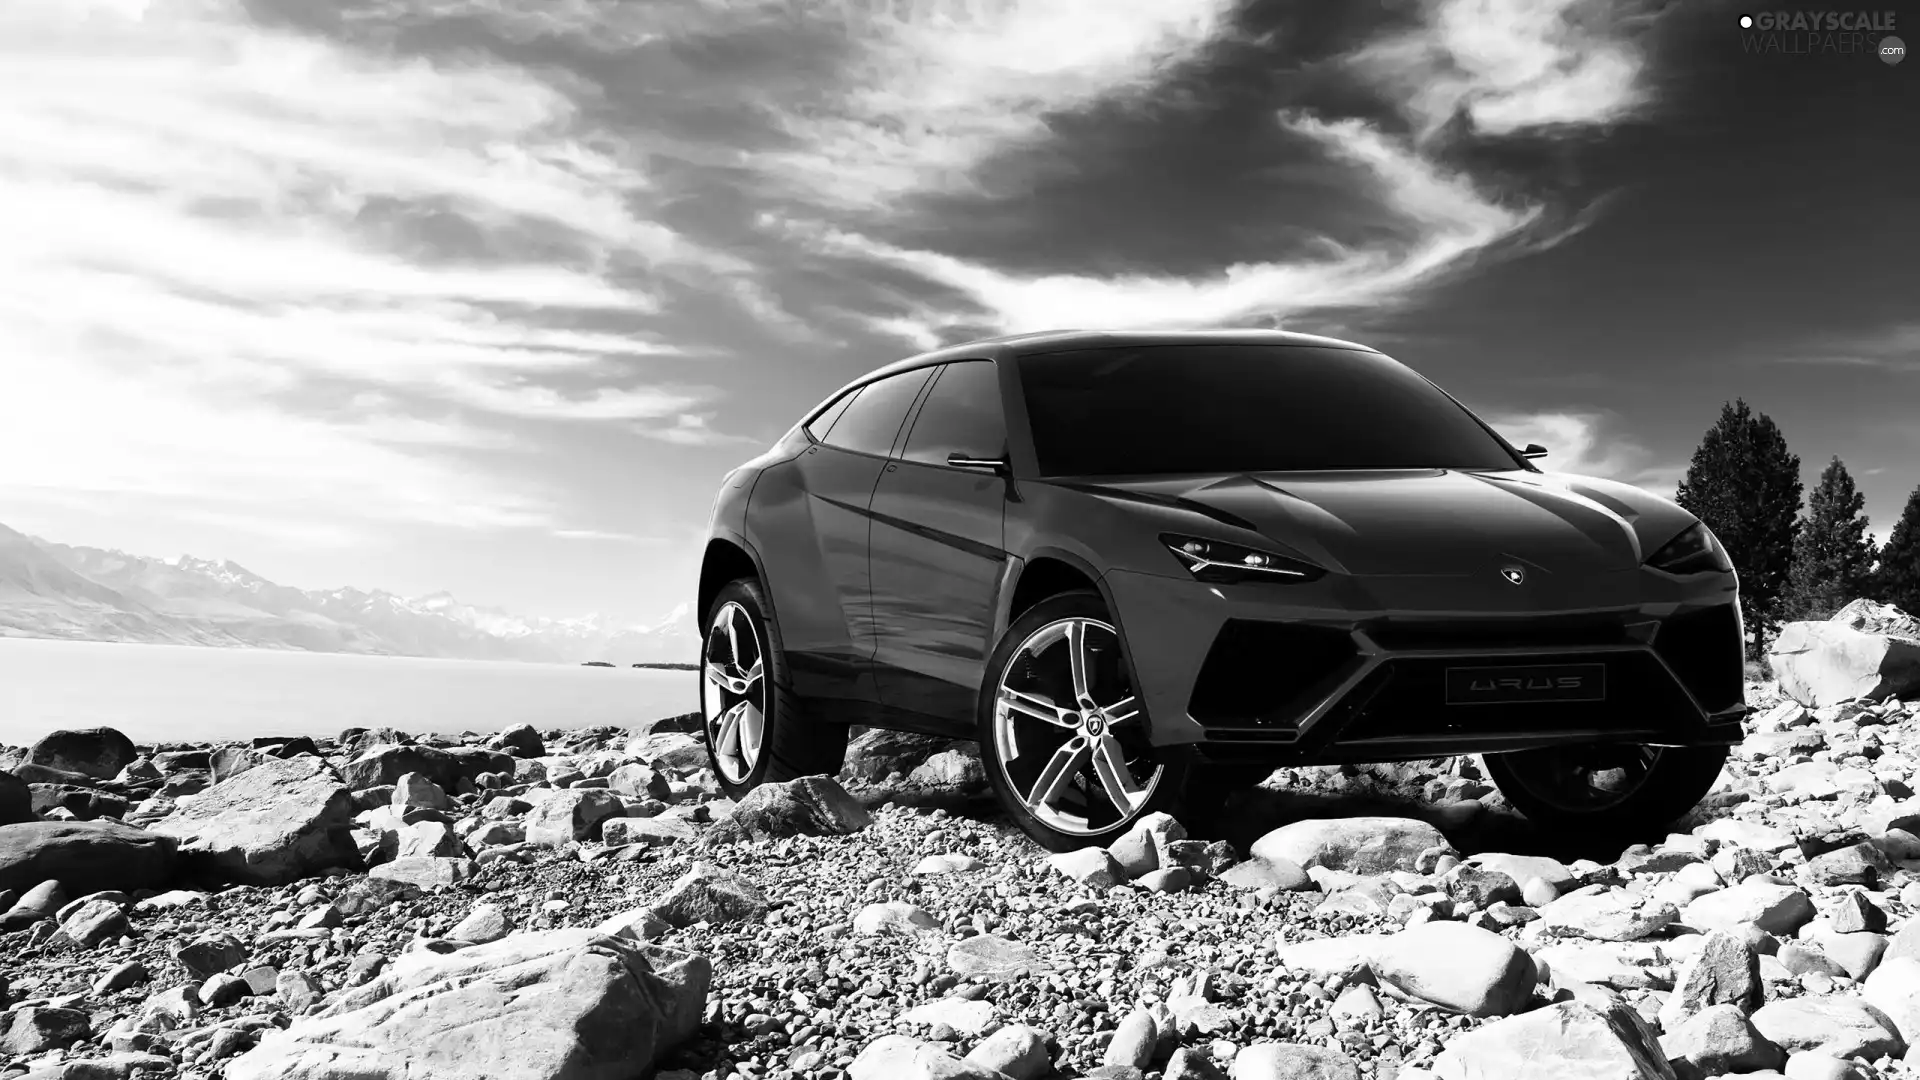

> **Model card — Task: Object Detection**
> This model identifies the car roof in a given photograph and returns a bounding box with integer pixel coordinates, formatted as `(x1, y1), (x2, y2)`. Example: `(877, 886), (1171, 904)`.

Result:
(851, 328), (1379, 387)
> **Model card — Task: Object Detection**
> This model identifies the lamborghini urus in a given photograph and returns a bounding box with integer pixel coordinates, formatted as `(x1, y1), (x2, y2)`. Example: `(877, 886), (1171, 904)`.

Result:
(696, 330), (1745, 850)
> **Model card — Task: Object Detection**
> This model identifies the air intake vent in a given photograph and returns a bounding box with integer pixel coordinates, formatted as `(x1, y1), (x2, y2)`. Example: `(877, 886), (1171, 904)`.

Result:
(1655, 603), (1745, 714)
(1188, 620), (1358, 729)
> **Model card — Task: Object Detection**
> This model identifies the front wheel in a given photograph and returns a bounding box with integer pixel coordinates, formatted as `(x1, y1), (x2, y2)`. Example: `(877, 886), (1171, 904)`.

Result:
(700, 578), (847, 798)
(978, 591), (1190, 852)
(1484, 742), (1729, 839)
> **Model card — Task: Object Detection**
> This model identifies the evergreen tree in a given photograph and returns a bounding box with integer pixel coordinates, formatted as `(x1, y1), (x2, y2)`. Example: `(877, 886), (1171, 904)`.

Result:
(1780, 457), (1876, 620)
(1675, 400), (1803, 657)
(1876, 483), (1920, 615)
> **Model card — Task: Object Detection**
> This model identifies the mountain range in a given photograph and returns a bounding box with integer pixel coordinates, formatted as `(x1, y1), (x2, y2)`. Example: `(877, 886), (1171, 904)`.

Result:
(0, 522), (698, 665)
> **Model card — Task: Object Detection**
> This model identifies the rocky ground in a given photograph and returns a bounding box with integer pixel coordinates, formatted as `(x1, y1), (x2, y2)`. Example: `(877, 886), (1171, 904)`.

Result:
(4, 677), (1920, 1080)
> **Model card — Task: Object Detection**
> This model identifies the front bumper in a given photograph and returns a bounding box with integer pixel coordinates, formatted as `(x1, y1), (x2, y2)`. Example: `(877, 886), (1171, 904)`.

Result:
(1102, 566), (1746, 765)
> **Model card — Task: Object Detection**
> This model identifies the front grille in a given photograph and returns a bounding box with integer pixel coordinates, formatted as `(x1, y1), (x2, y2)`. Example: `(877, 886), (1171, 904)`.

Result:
(1655, 604), (1746, 714)
(1361, 612), (1640, 651)
(1324, 651), (1697, 745)
(1188, 620), (1358, 730)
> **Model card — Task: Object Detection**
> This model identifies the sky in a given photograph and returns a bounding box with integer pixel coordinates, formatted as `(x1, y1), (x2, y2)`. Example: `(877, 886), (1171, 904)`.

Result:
(1, 0), (1915, 627)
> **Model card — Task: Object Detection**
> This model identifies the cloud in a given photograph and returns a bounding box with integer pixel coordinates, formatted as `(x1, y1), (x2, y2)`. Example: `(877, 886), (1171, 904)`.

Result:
(0, 352), (557, 534)
(752, 0), (1239, 208)
(1348, 0), (1657, 141)
(794, 115), (1538, 333)
(552, 528), (662, 543)
(1774, 323), (1920, 371)
(1489, 409), (1685, 496)
(0, 0), (762, 547)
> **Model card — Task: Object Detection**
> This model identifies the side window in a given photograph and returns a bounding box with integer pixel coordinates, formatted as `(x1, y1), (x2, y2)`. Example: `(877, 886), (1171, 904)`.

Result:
(818, 369), (934, 456)
(803, 388), (858, 442)
(902, 361), (1006, 466)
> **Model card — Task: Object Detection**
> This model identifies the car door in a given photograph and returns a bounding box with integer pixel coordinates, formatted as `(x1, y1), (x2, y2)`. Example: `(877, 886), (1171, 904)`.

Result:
(747, 367), (935, 705)
(867, 359), (1012, 728)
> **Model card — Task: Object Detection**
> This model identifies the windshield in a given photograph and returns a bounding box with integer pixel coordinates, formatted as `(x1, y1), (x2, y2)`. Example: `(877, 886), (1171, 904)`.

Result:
(1017, 344), (1523, 477)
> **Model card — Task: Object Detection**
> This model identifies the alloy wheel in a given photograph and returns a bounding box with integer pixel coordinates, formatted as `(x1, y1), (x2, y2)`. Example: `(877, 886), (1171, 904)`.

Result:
(702, 600), (766, 784)
(991, 616), (1163, 835)
(1502, 743), (1663, 813)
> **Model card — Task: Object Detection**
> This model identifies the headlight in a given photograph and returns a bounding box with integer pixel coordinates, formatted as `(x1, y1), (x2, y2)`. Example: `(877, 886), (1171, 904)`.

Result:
(1646, 521), (1733, 575)
(1161, 534), (1324, 584)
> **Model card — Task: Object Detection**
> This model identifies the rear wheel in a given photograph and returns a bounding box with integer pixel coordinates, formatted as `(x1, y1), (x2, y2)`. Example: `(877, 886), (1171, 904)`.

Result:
(979, 591), (1193, 852)
(1484, 742), (1729, 838)
(701, 578), (847, 798)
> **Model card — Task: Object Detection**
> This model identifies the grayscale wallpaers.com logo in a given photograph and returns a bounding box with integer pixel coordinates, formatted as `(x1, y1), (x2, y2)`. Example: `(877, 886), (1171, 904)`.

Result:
(1738, 10), (1905, 62)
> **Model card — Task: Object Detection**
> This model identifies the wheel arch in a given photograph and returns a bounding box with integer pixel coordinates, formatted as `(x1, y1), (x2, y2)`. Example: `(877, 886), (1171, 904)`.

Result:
(698, 532), (767, 627)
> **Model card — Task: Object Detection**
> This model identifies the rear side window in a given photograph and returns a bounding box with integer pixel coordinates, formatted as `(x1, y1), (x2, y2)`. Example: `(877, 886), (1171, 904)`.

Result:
(818, 369), (934, 457)
(902, 361), (1006, 466)
(804, 389), (857, 442)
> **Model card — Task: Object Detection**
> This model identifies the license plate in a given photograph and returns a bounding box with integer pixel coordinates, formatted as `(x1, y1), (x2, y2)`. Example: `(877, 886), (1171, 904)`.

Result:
(1445, 663), (1607, 705)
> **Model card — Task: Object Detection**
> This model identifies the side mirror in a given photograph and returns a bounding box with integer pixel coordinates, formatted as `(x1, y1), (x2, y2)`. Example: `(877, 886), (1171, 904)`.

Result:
(1522, 443), (1549, 459)
(947, 453), (1011, 475)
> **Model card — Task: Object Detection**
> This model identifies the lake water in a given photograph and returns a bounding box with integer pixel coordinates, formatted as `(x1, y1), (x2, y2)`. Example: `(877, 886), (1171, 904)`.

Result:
(0, 638), (699, 746)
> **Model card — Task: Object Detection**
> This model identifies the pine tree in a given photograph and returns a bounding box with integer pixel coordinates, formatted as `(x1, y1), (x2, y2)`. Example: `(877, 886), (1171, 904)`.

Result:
(1675, 399), (1803, 658)
(1779, 457), (1876, 620)
(1876, 483), (1920, 616)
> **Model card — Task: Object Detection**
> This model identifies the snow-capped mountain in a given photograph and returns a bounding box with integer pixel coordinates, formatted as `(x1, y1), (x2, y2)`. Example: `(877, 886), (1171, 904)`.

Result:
(0, 521), (697, 665)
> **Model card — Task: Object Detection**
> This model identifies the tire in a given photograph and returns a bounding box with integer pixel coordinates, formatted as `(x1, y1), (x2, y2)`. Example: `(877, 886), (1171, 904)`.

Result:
(1484, 742), (1729, 840)
(700, 577), (848, 799)
(977, 590), (1192, 852)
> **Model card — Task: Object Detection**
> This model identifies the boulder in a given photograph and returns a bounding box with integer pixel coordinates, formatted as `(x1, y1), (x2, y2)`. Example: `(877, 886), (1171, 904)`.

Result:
(1249, 816), (1451, 875)
(1861, 957), (1920, 1046)
(1660, 1003), (1784, 1077)
(1431, 998), (1674, 1079)
(1749, 996), (1904, 1060)
(948, 934), (1047, 981)
(841, 728), (964, 784)
(1371, 922), (1537, 1017)
(849, 1034), (1011, 1080)
(1218, 856), (1311, 892)
(1049, 847), (1123, 889)
(28, 784), (127, 821)
(211, 745), (270, 784)
(650, 863), (769, 927)
(1534, 888), (1680, 943)
(624, 733), (707, 772)
(370, 857), (476, 890)
(1767, 601), (1920, 707)
(224, 929), (708, 1080)
(853, 901), (937, 936)
(339, 744), (459, 793)
(608, 764), (671, 802)
(0, 1006), (91, 1056)
(148, 755), (360, 885)
(964, 1025), (1051, 1080)
(26, 727), (137, 781)
(0, 820), (177, 895)
(1659, 931), (1761, 1031)
(523, 789), (623, 846)
(0, 769), (30, 825)
(1107, 812), (1186, 879)
(700, 775), (871, 846)
(1683, 881), (1816, 936)
(392, 772), (451, 812)
(486, 724), (545, 759)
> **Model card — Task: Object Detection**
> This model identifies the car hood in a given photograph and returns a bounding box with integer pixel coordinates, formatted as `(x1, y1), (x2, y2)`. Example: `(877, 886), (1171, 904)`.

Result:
(1082, 468), (1695, 578)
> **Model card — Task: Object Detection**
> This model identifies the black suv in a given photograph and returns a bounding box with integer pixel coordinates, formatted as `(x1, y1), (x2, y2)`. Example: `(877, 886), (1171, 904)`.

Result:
(696, 330), (1745, 849)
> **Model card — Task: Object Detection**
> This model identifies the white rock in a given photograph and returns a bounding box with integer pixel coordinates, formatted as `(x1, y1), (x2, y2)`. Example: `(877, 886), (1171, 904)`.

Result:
(853, 901), (937, 937)
(906, 998), (997, 1036)
(1371, 922), (1536, 1017)
(224, 929), (710, 1080)
(1250, 817), (1450, 875)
